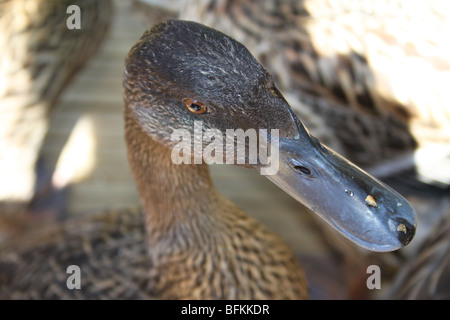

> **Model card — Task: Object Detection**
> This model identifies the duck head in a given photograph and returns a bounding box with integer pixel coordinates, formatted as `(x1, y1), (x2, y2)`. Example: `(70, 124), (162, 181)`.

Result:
(124, 20), (416, 252)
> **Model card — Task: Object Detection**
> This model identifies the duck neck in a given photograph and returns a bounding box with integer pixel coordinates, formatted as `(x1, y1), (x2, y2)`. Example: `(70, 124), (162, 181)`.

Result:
(124, 109), (220, 245)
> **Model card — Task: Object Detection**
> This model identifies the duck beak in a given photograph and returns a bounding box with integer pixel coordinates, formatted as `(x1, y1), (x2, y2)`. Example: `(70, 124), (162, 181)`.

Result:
(261, 111), (416, 252)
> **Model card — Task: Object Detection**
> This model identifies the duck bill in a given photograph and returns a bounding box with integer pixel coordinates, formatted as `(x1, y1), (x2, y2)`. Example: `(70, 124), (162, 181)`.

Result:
(260, 115), (416, 252)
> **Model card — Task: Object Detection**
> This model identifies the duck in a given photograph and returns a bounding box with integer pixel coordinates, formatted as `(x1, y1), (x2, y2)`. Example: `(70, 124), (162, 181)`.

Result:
(0, 0), (112, 224)
(0, 20), (416, 299)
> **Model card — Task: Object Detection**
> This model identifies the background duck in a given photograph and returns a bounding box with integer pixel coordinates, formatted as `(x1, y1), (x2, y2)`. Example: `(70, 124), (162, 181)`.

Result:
(0, 0), (112, 237)
(0, 20), (416, 299)
(179, 0), (450, 182)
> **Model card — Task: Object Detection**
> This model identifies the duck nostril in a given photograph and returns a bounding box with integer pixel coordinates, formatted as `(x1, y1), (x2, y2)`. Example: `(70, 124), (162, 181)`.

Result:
(291, 165), (311, 175)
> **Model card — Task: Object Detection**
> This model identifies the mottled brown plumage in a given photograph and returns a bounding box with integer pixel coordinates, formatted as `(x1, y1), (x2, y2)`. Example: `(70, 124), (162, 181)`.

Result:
(0, 208), (151, 299)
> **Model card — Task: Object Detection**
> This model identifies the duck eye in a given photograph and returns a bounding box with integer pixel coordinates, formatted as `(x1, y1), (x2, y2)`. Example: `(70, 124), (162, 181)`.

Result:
(184, 99), (208, 114)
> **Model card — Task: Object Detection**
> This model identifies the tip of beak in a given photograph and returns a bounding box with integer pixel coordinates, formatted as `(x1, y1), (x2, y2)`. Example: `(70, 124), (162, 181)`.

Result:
(392, 218), (416, 246)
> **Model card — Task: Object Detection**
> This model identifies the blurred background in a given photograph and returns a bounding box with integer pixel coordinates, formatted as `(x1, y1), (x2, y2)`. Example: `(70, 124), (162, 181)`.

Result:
(0, 0), (449, 299)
